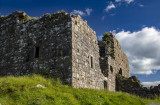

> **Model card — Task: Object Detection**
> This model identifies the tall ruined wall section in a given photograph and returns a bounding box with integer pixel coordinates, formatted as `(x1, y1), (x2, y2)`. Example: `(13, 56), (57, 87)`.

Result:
(99, 41), (116, 91)
(113, 34), (129, 77)
(0, 11), (72, 84)
(99, 33), (129, 91)
(71, 16), (104, 89)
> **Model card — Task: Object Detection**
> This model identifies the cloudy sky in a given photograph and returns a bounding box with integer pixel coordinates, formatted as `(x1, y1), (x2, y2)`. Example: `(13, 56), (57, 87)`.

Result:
(1, 0), (160, 87)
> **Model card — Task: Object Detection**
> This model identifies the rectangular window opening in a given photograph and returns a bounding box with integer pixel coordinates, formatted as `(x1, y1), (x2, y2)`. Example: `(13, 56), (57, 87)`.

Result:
(91, 56), (93, 68)
(104, 81), (108, 89)
(35, 47), (39, 58)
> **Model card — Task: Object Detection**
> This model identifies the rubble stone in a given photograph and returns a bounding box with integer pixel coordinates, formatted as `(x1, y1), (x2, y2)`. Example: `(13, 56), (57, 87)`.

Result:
(116, 74), (160, 99)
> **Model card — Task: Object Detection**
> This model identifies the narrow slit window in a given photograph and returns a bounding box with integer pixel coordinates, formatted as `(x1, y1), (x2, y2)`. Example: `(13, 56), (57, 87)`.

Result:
(91, 56), (93, 68)
(104, 81), (108, 89)
(110, 66), (113, 73)
(35, 47), (39, 58)
(119, 68), (122, 76)
(26, 55), (29, 62)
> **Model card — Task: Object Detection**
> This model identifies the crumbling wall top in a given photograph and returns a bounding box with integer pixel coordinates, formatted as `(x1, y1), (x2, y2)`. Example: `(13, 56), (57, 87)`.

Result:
(0, 11), (27, 24)
(0, 11), (72, 26)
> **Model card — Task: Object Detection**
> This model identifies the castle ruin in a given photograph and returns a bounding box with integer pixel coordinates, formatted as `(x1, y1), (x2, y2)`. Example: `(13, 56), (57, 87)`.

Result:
(0, 11), (129, 91)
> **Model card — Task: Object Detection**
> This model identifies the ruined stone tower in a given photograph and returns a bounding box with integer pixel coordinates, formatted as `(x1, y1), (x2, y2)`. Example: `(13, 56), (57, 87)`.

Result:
(98, 33), (129, 91)
(0, 11), (129, 91)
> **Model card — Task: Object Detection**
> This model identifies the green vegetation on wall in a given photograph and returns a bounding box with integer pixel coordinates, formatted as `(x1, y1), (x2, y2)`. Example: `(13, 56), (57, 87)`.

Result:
(102, 32), (111, 42)
(21, 14), (38, 22)
(0, 15), (5, 18)
(116, 39), (119, 46)
(102, 32), (115, 58)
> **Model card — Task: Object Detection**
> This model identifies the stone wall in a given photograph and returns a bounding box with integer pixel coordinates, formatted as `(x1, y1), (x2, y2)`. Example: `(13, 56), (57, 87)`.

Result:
(0, 11), (130, 91)
(71, 15), (104, 89)
(116, 74), (160, 99)
(113, 34), (129, 78)
(98, 33), (129, 91)
(0, 11), (105, 89)
(0, 11), (72, 85)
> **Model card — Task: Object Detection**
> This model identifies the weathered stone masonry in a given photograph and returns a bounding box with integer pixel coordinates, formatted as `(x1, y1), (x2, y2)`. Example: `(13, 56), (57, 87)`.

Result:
(72, 16), (104, 89)
(99, 33), (129, 91)
(0, 11), (72, 85)
(0, 11), (129, 91)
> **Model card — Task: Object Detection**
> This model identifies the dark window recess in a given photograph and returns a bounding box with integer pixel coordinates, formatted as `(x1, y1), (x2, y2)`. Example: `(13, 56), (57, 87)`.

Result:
(77, 48), (79, 52)
(91, 56), (93, 68)
(60, 50), (63, 56)
(35, 47), (40, 58)
(119, 68), (122, 75)
(104, 81), (108, 89)
(110, 66), (113, 73)
(26, 55), (29, 62)
(100, 47), (105, 57)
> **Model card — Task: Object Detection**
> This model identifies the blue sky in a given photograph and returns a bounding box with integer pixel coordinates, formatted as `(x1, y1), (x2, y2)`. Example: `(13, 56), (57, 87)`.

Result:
(1, 0), (160, 87)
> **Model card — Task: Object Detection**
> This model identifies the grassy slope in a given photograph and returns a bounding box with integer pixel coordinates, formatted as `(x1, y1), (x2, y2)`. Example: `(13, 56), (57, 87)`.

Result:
(0, 75), (156, 105)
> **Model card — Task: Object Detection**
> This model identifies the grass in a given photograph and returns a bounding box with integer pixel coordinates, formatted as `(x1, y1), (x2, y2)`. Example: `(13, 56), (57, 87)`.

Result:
(144, 97), (160, 104)
(0, 75), (157, 105)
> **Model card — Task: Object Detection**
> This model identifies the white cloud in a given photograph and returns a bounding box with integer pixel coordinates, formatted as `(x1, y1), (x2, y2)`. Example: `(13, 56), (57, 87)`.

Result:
(125, 0), (134, 4)
(115, 0), (121, 2)
(71, 10), (85, 16)
(105, 2), (116, 12)
(71, 8), (93, 16)
(115, 0), (134, 4)
(139, 4), (144, 7)
(115, 27), (160, 75)
(85, 8), (93, 16)
(141, 81), (160, 87)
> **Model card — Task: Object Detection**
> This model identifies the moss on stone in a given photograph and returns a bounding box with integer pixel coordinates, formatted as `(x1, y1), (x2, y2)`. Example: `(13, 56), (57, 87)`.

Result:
(116, 39), (119, 46)
(57, 10), (67, 14)
(23, 15), (38, 22)
(31, 17), (38, 20)
(102, 32), (115, 58)
(102, 32), (111, 42)
(0, 15), (5, 18)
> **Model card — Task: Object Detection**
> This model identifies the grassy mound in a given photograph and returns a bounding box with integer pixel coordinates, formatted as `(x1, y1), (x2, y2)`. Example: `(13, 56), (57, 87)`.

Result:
(0, 75), (152, 105)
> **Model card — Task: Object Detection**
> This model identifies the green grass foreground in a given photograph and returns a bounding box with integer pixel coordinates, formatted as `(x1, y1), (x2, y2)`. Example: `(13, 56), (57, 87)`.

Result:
(0, 75), (157, 105)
